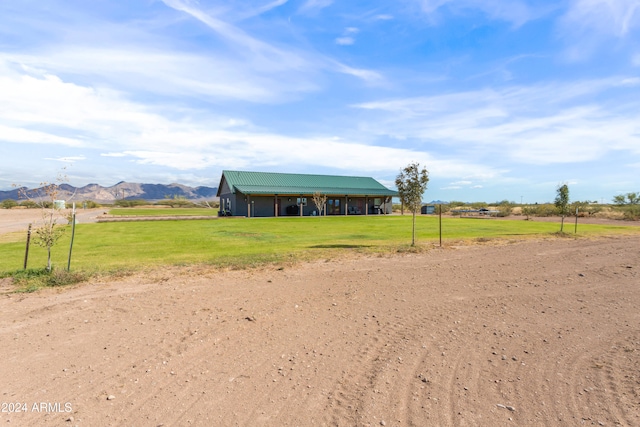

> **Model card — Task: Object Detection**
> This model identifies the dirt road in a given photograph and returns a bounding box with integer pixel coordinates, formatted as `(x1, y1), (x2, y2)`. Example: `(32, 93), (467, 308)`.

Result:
(1, 235), (638, 426)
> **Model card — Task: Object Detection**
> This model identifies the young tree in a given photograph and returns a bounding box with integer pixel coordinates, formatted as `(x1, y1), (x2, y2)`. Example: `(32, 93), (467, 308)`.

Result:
(17, 172), (72, 271)
(312, 191), (328, 216)
(554, 184), (570, 232)
(395, 162), (430, 246)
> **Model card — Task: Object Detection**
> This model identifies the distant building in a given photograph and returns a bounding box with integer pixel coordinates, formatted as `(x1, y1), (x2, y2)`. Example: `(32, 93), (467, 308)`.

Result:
(216, 170), (398, 217)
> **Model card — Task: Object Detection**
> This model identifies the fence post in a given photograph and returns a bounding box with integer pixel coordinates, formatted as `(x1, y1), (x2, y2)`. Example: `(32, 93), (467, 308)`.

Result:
(67, 204), (77, 271)
(24, 223), (32, 270)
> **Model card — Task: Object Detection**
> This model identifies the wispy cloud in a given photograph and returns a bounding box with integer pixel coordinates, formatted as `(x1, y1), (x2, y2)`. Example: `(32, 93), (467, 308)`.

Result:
(44, 155), (87, 162)
(0, 62), (492, 179)
(417, 0), (537, 27)
(335, 27), (359, 45)
(354, 77), (640, 165)
(299, 0), (334, 14)
(161, 0), (380, 84)
(234, 0), (289, 21)
(562, 0), (640, 37)
(559, 0), (640, 59)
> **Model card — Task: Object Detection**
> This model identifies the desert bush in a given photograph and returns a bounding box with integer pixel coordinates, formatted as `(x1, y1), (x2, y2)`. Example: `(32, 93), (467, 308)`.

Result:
(618, 205), (640, 221)
(19, 200), (38, 209)
(531, 203), (557, 217)
(82, 200), (100, 209)
(198, 200), (220, 209)
(434, 204), (450, 214)
(1, 199), (18, 209)
(496, 204), (512, 217)
(448, 201), (467, 208)
(114, 199), (147, 207)
(155, 199), (195, 208)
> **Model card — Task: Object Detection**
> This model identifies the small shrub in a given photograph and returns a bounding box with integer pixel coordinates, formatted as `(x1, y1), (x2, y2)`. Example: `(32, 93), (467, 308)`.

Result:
(82, 200), (100, 209)
(619, 205), (640, 221)
(1, 199), (18, 209)
(19, 200), (38, 209)
(496, 204), (512, 217)
(9, 268), (89, 292)
(45, 270), (88, 287)
(114, 199), (147, 207)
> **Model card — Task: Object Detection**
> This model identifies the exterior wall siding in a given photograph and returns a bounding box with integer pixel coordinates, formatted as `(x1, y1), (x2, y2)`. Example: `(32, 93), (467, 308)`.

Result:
(220, 194), (393, 217)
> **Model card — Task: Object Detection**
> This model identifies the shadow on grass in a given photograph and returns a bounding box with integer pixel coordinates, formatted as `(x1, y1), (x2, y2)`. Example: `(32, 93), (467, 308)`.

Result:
(308, 244), (372, 249)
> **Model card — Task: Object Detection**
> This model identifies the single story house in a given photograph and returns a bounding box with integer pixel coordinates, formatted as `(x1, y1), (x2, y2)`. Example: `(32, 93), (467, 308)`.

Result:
(216, 170), (398, 217)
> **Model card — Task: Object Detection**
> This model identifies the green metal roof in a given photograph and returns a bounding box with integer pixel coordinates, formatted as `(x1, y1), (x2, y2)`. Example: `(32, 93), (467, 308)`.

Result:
(218, 170), (398, 197)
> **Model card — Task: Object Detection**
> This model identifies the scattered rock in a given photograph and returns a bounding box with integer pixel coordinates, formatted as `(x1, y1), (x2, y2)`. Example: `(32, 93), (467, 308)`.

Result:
(497, 404), (515, 411)
(107, 395), (116, 400)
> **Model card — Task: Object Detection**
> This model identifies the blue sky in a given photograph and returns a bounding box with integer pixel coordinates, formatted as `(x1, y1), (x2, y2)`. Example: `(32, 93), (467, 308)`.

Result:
(1, 0), (639, 203)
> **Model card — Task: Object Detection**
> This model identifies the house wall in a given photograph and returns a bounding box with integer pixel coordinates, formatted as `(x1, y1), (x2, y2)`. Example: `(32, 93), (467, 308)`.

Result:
(218, 180), (393, 217)
(242, 195), (393, 217)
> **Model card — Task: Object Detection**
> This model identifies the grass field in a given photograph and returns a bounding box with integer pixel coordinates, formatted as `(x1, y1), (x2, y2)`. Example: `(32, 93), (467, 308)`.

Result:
(1, 215), (639, 277)
(108, 208), (219, 217)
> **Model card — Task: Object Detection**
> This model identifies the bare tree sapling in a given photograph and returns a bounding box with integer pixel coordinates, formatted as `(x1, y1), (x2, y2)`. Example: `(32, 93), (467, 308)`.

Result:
(395, 162), (430, 246)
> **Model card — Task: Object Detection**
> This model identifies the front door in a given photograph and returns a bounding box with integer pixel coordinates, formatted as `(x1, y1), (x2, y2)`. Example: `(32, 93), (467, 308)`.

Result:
(328, 198), (341, 215)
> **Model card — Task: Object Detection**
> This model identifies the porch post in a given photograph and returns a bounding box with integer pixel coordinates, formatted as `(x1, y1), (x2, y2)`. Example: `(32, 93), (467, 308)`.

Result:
(345, 195), (348, 216)
(275, 195), (278, 217)
(300, 194), (303, 217)
(365, 196), (368, 216)
(247, 196), (251, 218)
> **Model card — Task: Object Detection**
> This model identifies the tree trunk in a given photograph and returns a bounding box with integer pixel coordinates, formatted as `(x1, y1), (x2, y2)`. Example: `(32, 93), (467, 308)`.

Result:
(411, 211), (416, 246)
(560, 215), (565, 232)
(47, 247), (52, 272)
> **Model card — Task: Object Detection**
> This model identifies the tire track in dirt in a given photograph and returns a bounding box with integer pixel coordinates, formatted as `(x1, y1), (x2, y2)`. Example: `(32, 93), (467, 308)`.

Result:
(3, 236), (640, 426)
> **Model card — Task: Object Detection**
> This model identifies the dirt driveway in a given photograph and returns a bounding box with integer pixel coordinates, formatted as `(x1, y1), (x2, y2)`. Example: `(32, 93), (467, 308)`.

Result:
(0, 208), (101, 235)
(1, 233), (638, 426)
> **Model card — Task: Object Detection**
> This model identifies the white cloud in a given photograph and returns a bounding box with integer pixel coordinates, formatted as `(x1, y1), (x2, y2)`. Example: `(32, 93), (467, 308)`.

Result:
(44, 156), (87, 162)
(0, 63), (495, 179)
(100, 153), (127, 158)
(354, 78), (640, 165)
(336, 37), (355, 45)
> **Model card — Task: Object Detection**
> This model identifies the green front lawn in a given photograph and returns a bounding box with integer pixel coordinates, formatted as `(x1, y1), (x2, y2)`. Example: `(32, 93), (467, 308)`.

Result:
(1, 215), (638, 275)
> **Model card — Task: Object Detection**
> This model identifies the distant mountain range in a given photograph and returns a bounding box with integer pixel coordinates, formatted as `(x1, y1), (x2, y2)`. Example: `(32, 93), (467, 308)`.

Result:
(0, 182), (219, 203)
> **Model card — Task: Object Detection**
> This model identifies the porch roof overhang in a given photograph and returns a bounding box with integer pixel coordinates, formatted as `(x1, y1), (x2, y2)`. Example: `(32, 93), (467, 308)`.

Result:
(234, 185), (398, 197)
